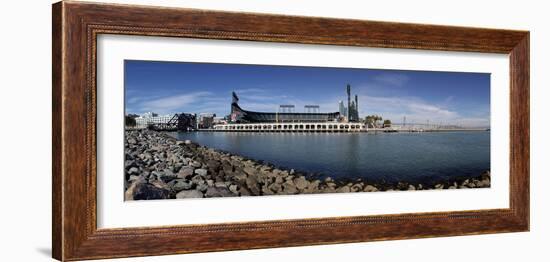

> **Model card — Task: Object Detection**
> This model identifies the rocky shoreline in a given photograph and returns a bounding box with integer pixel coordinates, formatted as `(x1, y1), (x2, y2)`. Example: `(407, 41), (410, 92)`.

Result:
(124, 130), (491, 200)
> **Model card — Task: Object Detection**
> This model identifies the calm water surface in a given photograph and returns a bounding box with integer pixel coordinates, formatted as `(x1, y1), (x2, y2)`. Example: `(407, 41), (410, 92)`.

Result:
(168, 131), (490, 184)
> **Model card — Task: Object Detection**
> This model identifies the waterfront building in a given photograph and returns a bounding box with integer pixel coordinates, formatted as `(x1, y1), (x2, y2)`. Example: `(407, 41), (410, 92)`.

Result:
(135, 113), (175, 128)
(229, 85), (361, 123)
(141, 112), (158, 119)
(214, 122), (364, 132)
(230, 92), (340, 123)
(198, 113), (216, 129)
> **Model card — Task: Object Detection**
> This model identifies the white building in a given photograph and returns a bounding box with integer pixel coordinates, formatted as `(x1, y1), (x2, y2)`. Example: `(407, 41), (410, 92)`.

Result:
(135, 113), (175, 128)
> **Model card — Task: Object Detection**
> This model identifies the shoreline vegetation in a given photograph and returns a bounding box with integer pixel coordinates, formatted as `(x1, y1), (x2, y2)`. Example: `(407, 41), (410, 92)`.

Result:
(124, 129), (491, 200)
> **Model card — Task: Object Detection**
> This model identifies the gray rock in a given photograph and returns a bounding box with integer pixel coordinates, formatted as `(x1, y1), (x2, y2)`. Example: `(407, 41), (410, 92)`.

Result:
(479, 178), (491, 187)
(190, 161), (202, 168)
(246, 176), (260, 195)
(177, 166), (194, 179)
(125, 160), (137, 169)
(125, 181), (170, 201)
(194, 168), (208, 177)
(239, 187), (251, 196)
(157, 169), (177, 183)
(274, 176), (284, 184)
(128, 167), (139, 175)
(128, 175), (141, 182)
(408, 185), (416, 191)
(176, 190), (203, 199)
(171, 179), (193, 191)
(350, 183), (363, 192)
(196, 182), (208, 192)
(363, 185), (379, 192)
(229, 184), (239, 194)
(206, 160), (221, 172)
(233, 172), (248, 182)
(205, 187), (234, 197)
(268, 182), (282, 193)
(307, 180), (321, 192)
(336, 186), (351, 193)
(214, 181), (227, 188)
(243, 166), (257, 176)
(294, 176), (309, 190)
(279, 170), (289, 178)
(282, 182), (298, 194)
(261, 185), (275, 195)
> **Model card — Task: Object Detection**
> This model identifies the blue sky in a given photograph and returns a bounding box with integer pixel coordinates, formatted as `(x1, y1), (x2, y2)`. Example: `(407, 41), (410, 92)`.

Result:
(125, 60), (490, 127)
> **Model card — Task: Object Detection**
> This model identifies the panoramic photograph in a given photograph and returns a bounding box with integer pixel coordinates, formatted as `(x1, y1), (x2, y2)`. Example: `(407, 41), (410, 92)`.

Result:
(123, 60), (491, 201)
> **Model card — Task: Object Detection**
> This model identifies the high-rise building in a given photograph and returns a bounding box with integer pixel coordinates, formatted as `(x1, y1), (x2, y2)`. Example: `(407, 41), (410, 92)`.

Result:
(338, 100), (347, 117)
(347, 84), (351, 121)
(345, 85), (360, 122)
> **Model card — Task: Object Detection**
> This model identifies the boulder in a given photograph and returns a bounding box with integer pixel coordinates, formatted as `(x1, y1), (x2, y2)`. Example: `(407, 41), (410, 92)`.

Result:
(214, 181), (228, 188)
(336, 186), (351, 193)
(246, 176), (261, 195)
(128, 175), (141, 182)
(205, 187), (234, 198)
(261, 185), (275, 195)
(170, 179), (193, 192)
(274, 176), (284, 184)
(125, 181), (170, 201)
(294, 176), (309, 190)
(128, 167), (139, 176)
(194, 168), (208, 177)
(239, 187), (251, 196)
(268, 182), (282, 193)
(206, 160), (221, 172)
(190, 161), (202, 168)
(282, 182), (298, 194)
(196, 182), (208, 192)
(363, 185), (379, 192)
(350, 183), (363, 192)
(306, 180), (321, 192)
(229, 184), (239, 194)
(479, 178), (491, 187)
(177, 166), (194, 179)
(243, 166), (257, 176)
(176, 189), (203, 199)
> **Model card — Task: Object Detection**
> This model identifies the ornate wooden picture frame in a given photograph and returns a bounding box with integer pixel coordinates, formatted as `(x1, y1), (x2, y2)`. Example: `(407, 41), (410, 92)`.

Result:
(52, 1), (529, 261)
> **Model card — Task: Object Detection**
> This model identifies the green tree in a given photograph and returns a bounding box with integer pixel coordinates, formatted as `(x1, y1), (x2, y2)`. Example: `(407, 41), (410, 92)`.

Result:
(364, 115), (383, 128)
(383, 119), (392, 127)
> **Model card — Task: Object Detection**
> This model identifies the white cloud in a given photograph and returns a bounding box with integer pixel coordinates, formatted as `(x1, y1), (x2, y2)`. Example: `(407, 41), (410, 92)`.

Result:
(359, 95), (489, 127)
(373, 73), (410, 87)
(138, 91), (214, 114)
(128, 86), (489, 128)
